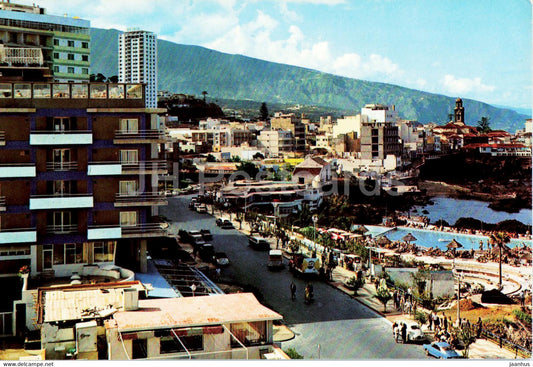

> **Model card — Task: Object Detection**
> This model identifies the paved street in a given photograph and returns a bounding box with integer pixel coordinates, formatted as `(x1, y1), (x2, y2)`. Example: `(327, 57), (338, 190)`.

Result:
(160, 196), (429, 359)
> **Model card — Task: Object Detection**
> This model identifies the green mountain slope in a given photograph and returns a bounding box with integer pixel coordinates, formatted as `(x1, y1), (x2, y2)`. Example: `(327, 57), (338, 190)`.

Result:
(91, 28), (528, 131)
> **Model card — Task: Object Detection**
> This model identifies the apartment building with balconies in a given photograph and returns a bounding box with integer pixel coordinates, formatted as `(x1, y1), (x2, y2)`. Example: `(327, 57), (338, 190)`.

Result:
(0, 81), (168, 286)
(0, 1), (91, 82)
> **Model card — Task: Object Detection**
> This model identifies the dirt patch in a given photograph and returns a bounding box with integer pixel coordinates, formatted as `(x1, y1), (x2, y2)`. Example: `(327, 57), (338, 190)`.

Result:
(459, 298), (484, 311)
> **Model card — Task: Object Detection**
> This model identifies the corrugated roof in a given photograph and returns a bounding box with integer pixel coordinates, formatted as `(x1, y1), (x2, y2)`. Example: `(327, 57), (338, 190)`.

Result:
(113, 293), (282, 332)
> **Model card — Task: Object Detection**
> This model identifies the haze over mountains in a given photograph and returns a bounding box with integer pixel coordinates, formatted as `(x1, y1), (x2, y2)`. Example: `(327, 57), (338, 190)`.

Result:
(91, 28), (528, 132)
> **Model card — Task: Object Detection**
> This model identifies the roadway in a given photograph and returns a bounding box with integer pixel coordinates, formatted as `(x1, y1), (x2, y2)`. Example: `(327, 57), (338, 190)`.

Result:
(160, 195), (429, 359)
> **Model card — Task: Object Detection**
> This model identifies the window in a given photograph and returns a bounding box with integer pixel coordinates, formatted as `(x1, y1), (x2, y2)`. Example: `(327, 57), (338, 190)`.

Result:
(53, 66), (59, 73)
(68, 40), (74, 47)
(34, 83), (51, 98)
(120, 150), (138, 164)
(230, 321), (267, 347)
(120, 211), (137, 227)
(159, 333), (203, 354)
(68, 54), (74, 61)
(13, 84), (31, 98)
(119, 180), (137, 195)
(82, 68), (88, 75)
(82, 42), (89, 49)
(72, 84), (88, 98)
(131, 338), (147, 359)
(120, 118), (138, 133)
(53, 52), (59, 59)
(67, 67), (74, 74)
(52, 180), (72, 195)
(93, 241), (115, 262)
(52, 84), (69, 98)
(90, 84), (107, 99)
(53, 39), (59, 46)
(82, 55), (88, 62)
(53, 244), (64, 265)
(53, 243), (85, 265)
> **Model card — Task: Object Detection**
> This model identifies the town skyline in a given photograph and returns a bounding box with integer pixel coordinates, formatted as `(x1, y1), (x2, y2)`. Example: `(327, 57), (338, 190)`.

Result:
(13, 0), (533, 110)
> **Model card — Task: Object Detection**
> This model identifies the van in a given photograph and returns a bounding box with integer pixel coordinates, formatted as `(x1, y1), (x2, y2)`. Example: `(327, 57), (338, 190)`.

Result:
(267, 249), (284, 269)
(248, 236), (270, 250)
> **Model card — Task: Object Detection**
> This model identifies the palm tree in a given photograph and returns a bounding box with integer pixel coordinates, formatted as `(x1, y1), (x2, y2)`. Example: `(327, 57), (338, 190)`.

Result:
(374, 286), (392, 312)
(201, 90), (208, 102)
(489, 232), (510, 290)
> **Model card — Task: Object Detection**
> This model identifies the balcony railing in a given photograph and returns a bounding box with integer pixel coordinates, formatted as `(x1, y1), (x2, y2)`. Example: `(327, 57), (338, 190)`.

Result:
(114, 129), (168, 143)
(0, 227), (37, 244)
(0, 46), (43, 66)
(115, 192), (167, 207)
(0, 163), (36, 178)
(46, 224), (78, 235)
(122, 160), (168, 173)
(46, 161), (78, 172)
(29, 193), (93, 210)
(30, 130), (92, 145)
(121, 223), (167, 238)
(87, 160), (167, 175)
(0, 131), (5, 146)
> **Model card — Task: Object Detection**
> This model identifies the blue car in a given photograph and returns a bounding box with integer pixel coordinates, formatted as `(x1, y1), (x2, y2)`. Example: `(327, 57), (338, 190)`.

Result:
(423, 342), (461, 359)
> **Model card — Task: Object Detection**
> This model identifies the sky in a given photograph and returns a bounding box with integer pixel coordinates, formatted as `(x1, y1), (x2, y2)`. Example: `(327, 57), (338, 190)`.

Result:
(16, 0), (532, 109)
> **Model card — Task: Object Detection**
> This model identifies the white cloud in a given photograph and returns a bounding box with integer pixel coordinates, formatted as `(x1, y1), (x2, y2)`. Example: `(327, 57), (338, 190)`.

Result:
(442, 74), (495, 94)
(279, 2), (301, 22)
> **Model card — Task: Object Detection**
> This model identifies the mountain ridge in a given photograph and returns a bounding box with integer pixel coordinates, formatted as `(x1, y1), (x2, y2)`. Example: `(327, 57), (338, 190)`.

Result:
(90, 28), (527, 132)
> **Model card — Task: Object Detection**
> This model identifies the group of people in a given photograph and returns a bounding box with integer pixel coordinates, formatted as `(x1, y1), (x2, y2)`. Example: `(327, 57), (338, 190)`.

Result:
(392, 288), (417, 315)
(290, 281), (314, 303)
(392, 321), (408, 343)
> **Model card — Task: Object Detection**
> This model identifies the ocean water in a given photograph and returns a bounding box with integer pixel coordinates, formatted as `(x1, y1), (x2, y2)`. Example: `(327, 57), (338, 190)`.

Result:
(409, 197), (532, 226)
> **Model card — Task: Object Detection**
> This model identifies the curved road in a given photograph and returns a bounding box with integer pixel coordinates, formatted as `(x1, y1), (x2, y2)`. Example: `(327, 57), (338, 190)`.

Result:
(161, 196), (429, 360)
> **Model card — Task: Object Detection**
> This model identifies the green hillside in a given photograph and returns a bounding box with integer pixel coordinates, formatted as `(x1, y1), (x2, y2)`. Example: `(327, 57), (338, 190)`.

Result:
(90, 28), (528, 131)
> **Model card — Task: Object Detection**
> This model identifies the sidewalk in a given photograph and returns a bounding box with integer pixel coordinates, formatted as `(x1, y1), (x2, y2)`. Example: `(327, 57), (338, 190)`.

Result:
(328, 263), (521, 359)
(213, 209), (524, 360)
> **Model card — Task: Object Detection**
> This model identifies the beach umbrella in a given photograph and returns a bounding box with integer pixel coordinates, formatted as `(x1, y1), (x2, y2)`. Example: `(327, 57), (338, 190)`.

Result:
(402, 233), (417, 244)
(376, 236), (392, 246)
(446, 239), (463, 251)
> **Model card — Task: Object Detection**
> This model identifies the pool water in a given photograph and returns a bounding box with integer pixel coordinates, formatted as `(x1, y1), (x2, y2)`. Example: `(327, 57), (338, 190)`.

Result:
(366, 225), (530, 251)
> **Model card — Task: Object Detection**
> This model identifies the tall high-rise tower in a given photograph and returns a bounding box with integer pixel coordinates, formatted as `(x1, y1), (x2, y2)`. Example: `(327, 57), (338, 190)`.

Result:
(118, 29), (157, 108)
(0, 1), (91, 82)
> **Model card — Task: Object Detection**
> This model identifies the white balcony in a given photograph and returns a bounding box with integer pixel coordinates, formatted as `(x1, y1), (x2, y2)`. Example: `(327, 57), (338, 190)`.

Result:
(30, 131), (93, 145)
(30, 194), (94, 210)
(0, 228), (37, 244)
(87, 226), (122, 240)
(0, 164), (36, 178)
(88, 161), (167, 176)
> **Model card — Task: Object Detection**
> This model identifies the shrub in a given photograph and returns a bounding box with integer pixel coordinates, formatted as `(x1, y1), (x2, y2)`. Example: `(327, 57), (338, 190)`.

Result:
(513, 309), (532, 325)
(284, 347), (304, 359)
(414, 310), (428, 326)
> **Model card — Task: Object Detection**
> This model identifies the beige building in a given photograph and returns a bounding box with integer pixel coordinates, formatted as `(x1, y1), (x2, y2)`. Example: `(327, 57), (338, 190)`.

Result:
(270, 112), (305, 152)
(258, 130), (293, 157)
(105, 293), (284, 360)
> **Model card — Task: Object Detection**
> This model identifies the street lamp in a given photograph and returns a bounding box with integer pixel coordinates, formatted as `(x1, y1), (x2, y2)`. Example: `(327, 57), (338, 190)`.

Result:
(312, 214), (318, 246)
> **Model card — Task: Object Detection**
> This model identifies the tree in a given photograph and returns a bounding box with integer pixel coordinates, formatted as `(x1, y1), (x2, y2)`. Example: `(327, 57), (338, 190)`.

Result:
(252, 152), (265, 160)
(457, 325), (477, 358)
(414, 310), (428, 327)
(374, 286), (392, 312)
(206, 154), (217, 162)
(489, 232), (510, 290)
(90, 73), (106, 82)
(477, 116), (492, 133)
(237, 161), (259, 179)
(201, 91), (208, 102)
(345, 276), (364, 296)
(259, 102), (269, 121)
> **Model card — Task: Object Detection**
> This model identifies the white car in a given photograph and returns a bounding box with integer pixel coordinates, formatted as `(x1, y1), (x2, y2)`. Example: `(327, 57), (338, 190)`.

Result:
(394, 321), (426, 343)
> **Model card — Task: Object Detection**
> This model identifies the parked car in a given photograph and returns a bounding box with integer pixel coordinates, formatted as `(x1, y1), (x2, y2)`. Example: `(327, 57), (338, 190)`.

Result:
(213, 252), (230, 267)
(198, 244), (215, 262)
(395, 321), (426, 343)
(267, 249), (284, 269)
(220, 220), (234, 229)
(248, 236), (270, 250)
(178, 229), (190, 242)
(189, 198), (197, 209)
(423, 342), (461, 359)
(197, 204), (208, 213)
(200, 229), (213, 241)
(216, 218), (224, 226)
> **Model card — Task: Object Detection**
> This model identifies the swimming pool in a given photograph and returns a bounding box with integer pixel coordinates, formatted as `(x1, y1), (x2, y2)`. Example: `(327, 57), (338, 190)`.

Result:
(366, 225), (530, 251)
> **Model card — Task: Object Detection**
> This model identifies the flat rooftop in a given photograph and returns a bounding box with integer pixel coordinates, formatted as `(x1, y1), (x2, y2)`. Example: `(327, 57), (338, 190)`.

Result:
(112, 293), (282, 332)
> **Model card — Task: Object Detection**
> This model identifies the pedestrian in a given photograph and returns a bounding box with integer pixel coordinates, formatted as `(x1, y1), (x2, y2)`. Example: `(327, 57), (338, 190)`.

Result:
(476, 317), (483, 338)
(290, 281), (296, 301)
(393, 290), (399, 310)
(428, 312), (433, 331)
(215, 267), (221, 282)
(401, 322), (407, 343)
(433, 312), (440, 329)
(442, 312), (448, 332)
(520, 291), (525, 307)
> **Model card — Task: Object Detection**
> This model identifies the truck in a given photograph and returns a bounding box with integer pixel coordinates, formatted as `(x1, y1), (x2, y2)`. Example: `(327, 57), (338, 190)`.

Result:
(288, 253), (321, 277)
